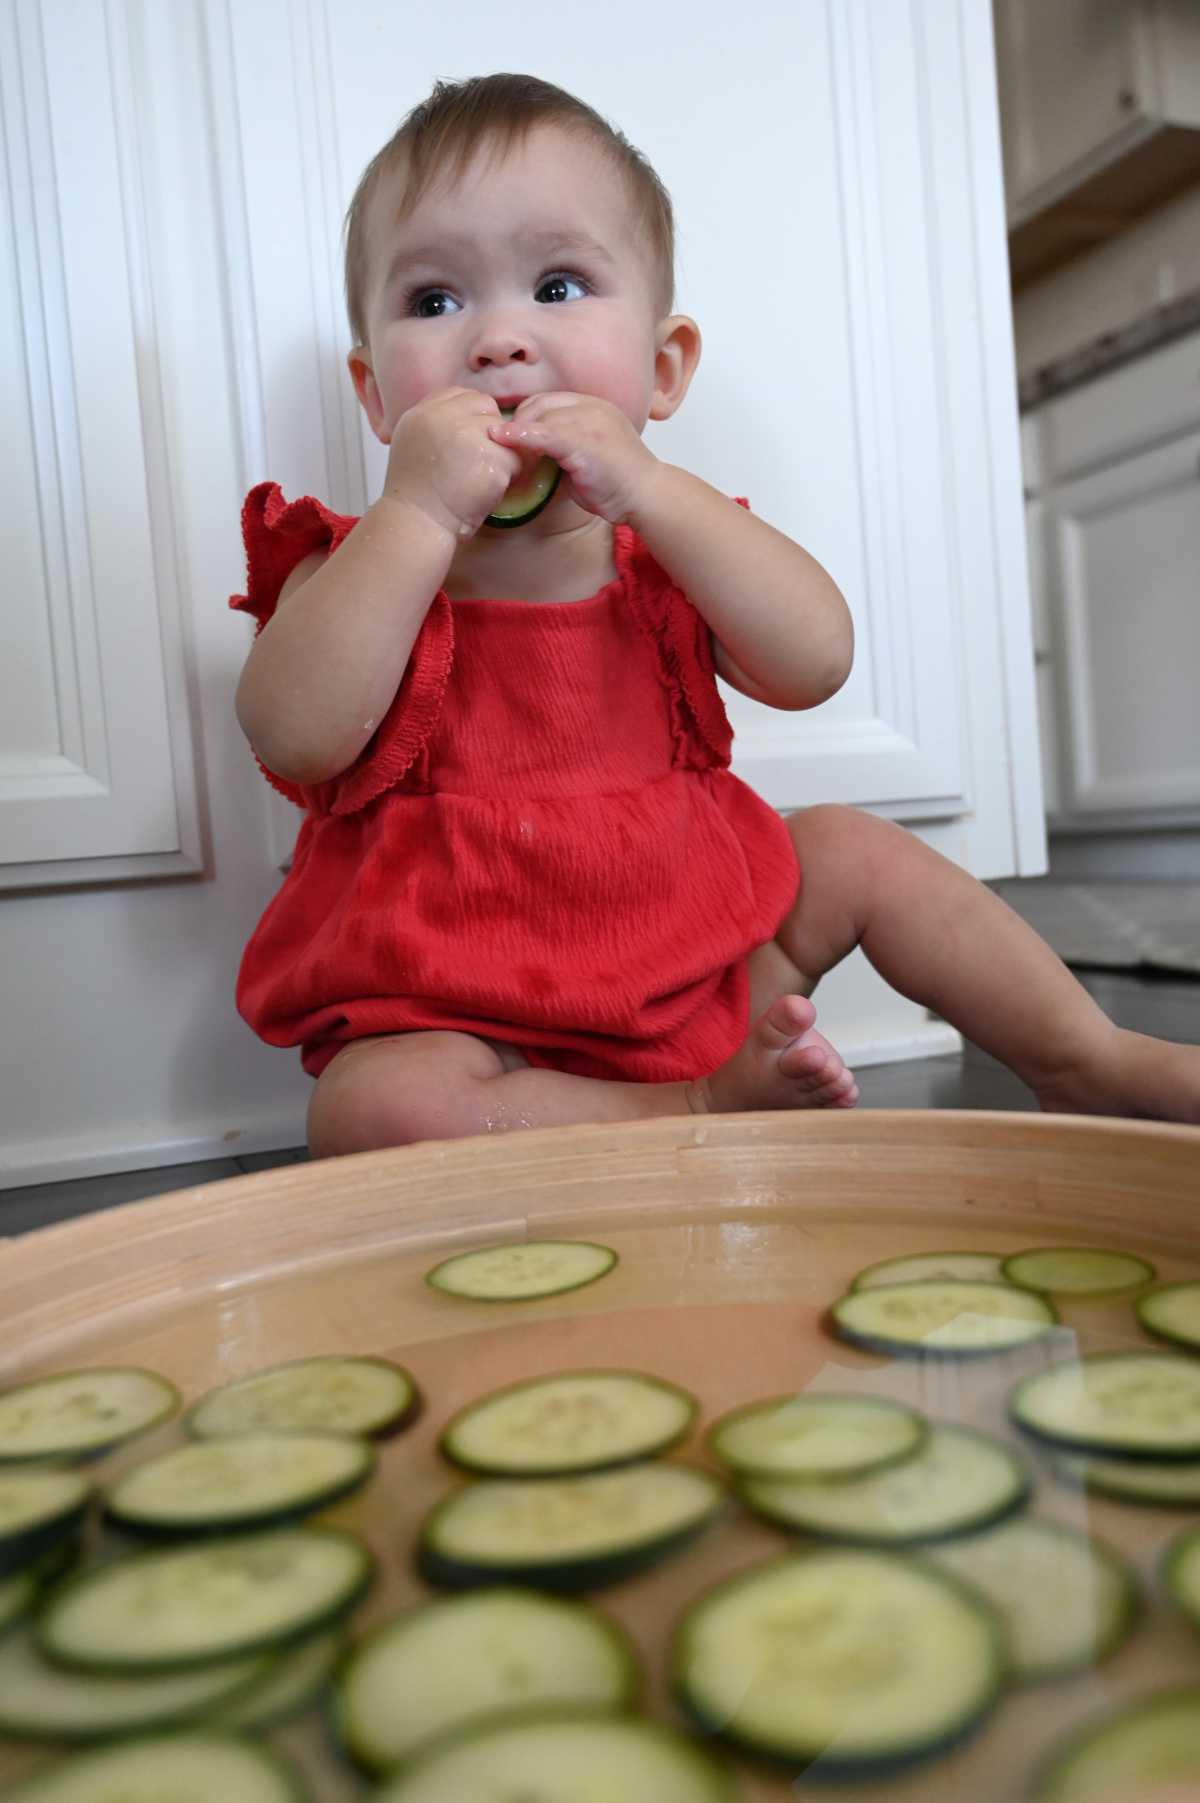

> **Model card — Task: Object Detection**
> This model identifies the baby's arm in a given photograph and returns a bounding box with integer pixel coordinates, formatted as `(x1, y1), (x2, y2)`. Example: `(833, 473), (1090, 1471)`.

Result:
(629, 466), (853, 710)
(236, 388), (522, 785)
(490, 397), (853, 712)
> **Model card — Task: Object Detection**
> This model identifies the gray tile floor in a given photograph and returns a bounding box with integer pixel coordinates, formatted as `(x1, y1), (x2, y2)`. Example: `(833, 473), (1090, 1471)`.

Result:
(1, 970), (1195, 1238)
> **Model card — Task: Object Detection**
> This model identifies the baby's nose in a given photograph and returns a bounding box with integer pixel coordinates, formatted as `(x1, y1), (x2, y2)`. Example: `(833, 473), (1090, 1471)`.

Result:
(468, 315), (537, 370)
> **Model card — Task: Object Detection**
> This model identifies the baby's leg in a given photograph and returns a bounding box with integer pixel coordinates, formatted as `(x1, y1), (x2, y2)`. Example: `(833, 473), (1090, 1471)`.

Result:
(308, 996), (856, 1158)
(780, 805), (1200, 1122)
(308, 1030), (699, 1158)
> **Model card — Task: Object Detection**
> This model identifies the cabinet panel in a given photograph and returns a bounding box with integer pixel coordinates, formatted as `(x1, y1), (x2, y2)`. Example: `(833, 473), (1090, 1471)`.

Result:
(0, 0), (203, 886)
(222, 0), (1041, 828)
(1047, 431), (1200, 816)
(995, 0), (1144, 209)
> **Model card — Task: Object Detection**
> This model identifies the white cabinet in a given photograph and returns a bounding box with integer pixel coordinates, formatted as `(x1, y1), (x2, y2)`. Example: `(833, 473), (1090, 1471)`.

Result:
(993, 0), (1200, 287)
(0, 0), (1041, 1184)
(0, 0), (205, 889)
(1025, 328), (1200, 833)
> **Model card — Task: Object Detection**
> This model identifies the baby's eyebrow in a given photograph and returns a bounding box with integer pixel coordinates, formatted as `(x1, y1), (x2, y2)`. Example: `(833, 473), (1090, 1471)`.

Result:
(381, 226), (615, 293)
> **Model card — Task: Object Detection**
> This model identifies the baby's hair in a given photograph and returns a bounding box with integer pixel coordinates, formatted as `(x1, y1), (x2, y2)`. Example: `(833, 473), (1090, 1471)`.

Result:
(343, 72), (675, 347)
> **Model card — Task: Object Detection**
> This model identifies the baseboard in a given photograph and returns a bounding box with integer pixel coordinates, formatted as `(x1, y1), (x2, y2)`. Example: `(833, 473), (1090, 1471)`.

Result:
(0, 1112), (310, 1193)
(836, 1022), (962, 1068)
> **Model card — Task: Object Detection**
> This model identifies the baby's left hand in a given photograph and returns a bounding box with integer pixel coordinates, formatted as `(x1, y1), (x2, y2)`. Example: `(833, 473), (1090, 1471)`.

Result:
(488, 395), (657, 525)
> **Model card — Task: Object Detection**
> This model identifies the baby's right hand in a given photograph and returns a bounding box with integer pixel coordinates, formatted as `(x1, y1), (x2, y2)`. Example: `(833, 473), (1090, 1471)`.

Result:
(381, 389), (523, 540)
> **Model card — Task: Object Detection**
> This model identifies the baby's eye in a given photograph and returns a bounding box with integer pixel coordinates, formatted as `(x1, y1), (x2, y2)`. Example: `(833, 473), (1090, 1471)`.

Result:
(410, 290), (460, 318)
(535, 273), (587, 304)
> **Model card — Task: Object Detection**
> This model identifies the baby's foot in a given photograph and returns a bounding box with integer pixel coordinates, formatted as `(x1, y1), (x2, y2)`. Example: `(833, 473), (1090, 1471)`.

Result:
(696, 995), (859, 1115)
(1035, 1026), (1200, 1124)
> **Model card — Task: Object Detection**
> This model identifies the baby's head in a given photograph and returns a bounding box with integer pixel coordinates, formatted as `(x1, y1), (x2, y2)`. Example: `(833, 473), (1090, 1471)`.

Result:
(345, 73), (676, 347)
(343, 73), (698, 445)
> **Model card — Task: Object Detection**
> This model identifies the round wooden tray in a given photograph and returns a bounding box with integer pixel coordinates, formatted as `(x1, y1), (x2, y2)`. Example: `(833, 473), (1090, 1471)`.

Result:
(3, 1108), (1200, 1800)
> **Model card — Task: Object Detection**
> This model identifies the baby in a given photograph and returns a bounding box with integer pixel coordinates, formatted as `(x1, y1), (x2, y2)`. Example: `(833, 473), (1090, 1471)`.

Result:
(232, 72), (1200, 1156)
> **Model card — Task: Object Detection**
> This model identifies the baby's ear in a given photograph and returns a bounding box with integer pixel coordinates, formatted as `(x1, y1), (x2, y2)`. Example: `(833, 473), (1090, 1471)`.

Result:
(649, 314), (701, 421)
(347, 348), (391, 444)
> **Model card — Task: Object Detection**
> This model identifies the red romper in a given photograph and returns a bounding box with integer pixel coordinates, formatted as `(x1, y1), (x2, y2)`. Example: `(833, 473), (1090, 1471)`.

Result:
(231, 483), (800, 1082)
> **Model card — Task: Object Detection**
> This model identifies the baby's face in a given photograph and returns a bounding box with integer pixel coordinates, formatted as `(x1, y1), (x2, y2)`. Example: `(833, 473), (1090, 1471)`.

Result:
(354, 125), (669, 442)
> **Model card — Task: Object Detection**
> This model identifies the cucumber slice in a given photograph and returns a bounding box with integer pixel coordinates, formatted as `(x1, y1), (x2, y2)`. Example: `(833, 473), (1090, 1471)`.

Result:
(0, 1733), (307, 1802)
(426, 1239), (616, 1302)
(832, 1279), (1059, 1357)
(930, 1517), (1138, 1681)
(738, 1423), (1030, 1545)
(674, 1547), (1004, 1773)
(709, 1392), (926, 1481)
(484, 411), (561, 528)
(336, 1588), (638, 1773)
(1012, 1353), (1200, 1460)
(371, 1711), (733, 1803)
(0, 1626), (272, 1741)
(1053, 1451), (1200, 1507)
(104, 1432), (373, 1536)
(439, 1370), (696, 1476)
(212, 1628), (344, 1731)
(419, 1464), (725, 1592)
(187, 1354), (417, 1441)
(1137, 1281), (1200, 1352)
(0, 1367), (179, 1462)
(851, 1250), (1006, 1290)
(1164, 1524), (1200, 1636)
(0, 1467), (90, 1575)
(38, 1525), (373, 1672)
(1003, 1245), (1156, 1296)
(1033, 1686), (1200, 1801)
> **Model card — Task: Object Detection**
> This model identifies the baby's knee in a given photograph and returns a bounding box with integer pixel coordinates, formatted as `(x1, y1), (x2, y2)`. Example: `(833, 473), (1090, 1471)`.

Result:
(307, 1033), (494, 1158)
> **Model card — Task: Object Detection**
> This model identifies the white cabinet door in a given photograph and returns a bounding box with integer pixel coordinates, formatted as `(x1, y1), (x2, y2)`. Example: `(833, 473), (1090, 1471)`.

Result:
(0, 0), (204, 888)
(217, 0), (1040, 867)
(1041, 429), (1200, 820)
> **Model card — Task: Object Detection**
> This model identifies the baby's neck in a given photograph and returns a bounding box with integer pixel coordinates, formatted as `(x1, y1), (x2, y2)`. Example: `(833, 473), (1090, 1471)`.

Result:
(444, 510), (616, 604)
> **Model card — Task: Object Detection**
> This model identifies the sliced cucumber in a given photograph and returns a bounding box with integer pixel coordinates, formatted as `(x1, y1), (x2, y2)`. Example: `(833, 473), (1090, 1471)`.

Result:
(1033, 1686), (1200, 1801)
(0, 1732), (307, 1802)
(1053, 1451), (1200, 1507)
(0, 1626), (272, 1741)
(426, 1239), (616, 1302)
(212, 1628), (344, 1731)
(851, 1250), (1006, 1290)
(0, 1367), (179, 1462)
(38, 1525), (373, 1672)
(709, 1391), (926, 1481)
(674, 1547), (1004, 1773)
(485, 411), (561, 529)
(439, 1370), (696, 1476)
(104, 1432), (373, 1536)
(1137, 1281), (1200, 1352)
(371, 1710), (733, 1803)
(738, 1423), (1030, 1545)
(187, 1354), (417, 1441)
(336, 1588), (638, 1773)
(419, 1463), (724, 1592)
(0, 1467), (90, 1575)
(1164, 1524), (1200, 1636)
(1012, 1352), (1200, 1460)
(929, 1516), (1138, 1681)
(832, 1279), (1059, 1357)
(1004, 1245), (1156, 1296)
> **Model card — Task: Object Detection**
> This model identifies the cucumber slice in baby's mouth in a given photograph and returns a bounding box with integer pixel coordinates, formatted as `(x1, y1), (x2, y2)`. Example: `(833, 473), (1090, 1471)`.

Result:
(486, 408), (561, 528)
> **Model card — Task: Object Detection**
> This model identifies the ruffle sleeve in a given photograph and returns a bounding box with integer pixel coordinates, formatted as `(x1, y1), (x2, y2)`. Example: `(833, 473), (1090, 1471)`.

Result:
(615, 504), (749, 770)
(229, 482), (454, 814)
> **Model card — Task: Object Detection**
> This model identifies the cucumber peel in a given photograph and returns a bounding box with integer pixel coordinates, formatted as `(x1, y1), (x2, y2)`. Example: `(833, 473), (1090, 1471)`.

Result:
(485, 409), (560, 527)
